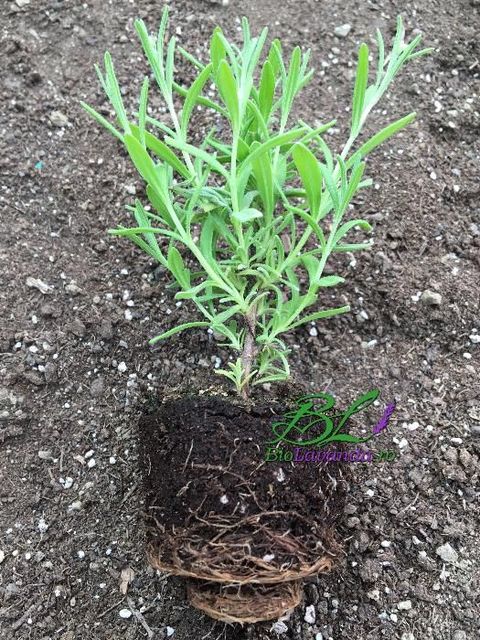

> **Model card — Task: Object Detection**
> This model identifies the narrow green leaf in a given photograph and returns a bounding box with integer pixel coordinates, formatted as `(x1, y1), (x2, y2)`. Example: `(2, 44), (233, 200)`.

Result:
(250, 142), (274, 221)
(138, 77), (149, 148)
(332, 241), (373, 252)
(347, 112), (416, 168)
(317, 275), (345, 287)
(216, 59), (239, 129)
(181, 63), (213, 133)
(334, 219), (372, 244)
(210, 27), (226, 73)
(165, 136), (230, 179)
(124, 134), (166, 195)
(167, 245), (190, 289)
(289, 305), (350, 330)
(232, 208), (263, 223)
(258, 59), (275, 120)
(292, 143), (322, 216)
(149, 321), (209, 344)
(80, 102), (123, 141)
(239, 127), (307, 179)
(130, 126), (190, 179)
(351, 43), (369, 133)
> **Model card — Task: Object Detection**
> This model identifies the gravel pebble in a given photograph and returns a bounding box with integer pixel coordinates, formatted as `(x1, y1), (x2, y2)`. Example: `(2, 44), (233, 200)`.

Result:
(334, 23), (351, 37)
(436, 542), (458, 563)
(420, 289), (442, 306)
(304, 604), (316, 623)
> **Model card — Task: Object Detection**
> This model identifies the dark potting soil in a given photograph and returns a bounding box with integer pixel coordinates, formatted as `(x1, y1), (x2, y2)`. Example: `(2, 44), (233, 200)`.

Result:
(2, 0), (479, 637)
(139, 393), (350, 575)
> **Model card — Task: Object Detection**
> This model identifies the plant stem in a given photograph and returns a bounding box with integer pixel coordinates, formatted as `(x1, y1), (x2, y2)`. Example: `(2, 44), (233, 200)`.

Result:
(240, 305), (257, 399)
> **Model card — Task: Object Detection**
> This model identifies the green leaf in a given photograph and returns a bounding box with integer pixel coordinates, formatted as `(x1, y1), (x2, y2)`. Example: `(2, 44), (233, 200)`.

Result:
(232, 208), (263, 223)
(149, 321), (210, 344)
(258, 59), (275, 120)
(80, 102), (123, 141)
(165, 136), (230, 179)
(130, 126), (190, 179)
(283, 46), (301, 120)
(167, 245), (190, 289)
(138, 77), (149, 149)
(317, 275), (345, 287)
(347, 113), (416, 168)
(181, 63), (213, 133)
(291, 143), (322, 216)
(239, 127), (307, 179)
(210, 27), (226, 73)
(332, 241), (373, 252)
(268, 39), (284, 78)
(250, 142), (274, 221)
(351, 43), (369, 133)
(289, 305), (350, 330)
(216, 59), (240, 129)
(334, 219), (372, 244)
(124, 134), (166, 195)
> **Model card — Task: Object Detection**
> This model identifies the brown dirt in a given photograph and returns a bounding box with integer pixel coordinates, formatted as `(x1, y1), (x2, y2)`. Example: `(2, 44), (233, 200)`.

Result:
(1, 0), (479, 639)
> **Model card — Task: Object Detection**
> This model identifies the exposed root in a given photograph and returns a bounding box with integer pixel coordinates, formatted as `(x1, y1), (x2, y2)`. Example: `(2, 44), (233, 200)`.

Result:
(186, 580), (303, 624)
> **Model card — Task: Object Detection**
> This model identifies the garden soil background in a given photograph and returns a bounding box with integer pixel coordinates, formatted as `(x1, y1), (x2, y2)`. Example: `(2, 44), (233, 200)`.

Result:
(0, 0), (479, 638)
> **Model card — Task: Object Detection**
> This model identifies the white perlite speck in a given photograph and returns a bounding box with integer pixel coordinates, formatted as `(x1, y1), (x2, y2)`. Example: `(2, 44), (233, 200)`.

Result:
(304, 604), (316, 624)
(271, 620), (288, 634)
(334, 23), (351, 37)
(119, 608), (132, 619)
(436, 542), (458, 563)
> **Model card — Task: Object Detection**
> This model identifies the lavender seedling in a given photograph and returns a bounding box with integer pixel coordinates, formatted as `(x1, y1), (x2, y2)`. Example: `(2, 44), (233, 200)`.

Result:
(82, 10), (431, 397)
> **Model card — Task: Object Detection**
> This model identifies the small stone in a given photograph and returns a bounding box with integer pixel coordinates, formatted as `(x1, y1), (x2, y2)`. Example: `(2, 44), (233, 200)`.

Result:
(24, 371), (44, 386)
(44, 362), (57, 383)
(26, 276), (53, 294)
(67, 319), (86, 337)
(16, 0), (31, 6)
(166, 628), (175, 637)
(117, 362), (127, 373)
(271, 621), (288, 634)
(420, 290), (442, 306)
(0, 550), (4, 563)
(99, 318), (113, 340)
(309, 326), (318, 337)
(436, 542), (458, 564)
(125, 185), (136, 195)
(37, 517), (48, 533)
(50, 110), (69, 127)
(315, 634), (324, 640)
(397, 600), (412, 610)
(304, 604), (316, 624)
(38, 450), (53, 460)
(367, 589), (380, 601)
(90, 377), (105, 398)
(68, 500), (83, 512)
(334, 23), (351, 37)
(119, 608), (132, 619)
(87, 458), (96, 469)
(63, 477), (73, 489)
(40, 303), (60, 317)
(65, 282), (82, 295)
(381, 540), (392, 548)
